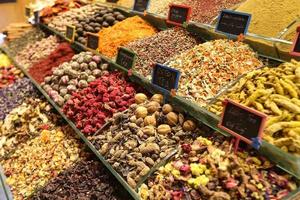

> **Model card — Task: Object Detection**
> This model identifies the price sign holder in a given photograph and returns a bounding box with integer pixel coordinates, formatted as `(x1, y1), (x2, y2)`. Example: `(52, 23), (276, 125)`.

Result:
(133, 0), (150, 13)
(25, 7), (31, 17)
(86, 32), (99, 51)
(215, 9), (251, 38)
(116, 47), (137, 69)
(34, 10), (40, 24)
(65, 25), (76, 43)
(152, 63), (180, 95)
(167, 4), (191, 26)
(290, 26), (300, 56)
(218, 99), (267, 152)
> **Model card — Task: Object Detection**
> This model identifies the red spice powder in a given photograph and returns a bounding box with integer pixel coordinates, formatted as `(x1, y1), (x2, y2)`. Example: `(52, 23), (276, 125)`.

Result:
(28, 42), (74, 83)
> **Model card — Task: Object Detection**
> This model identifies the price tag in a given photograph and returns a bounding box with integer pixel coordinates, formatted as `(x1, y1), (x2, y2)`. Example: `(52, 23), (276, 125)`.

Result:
(25, 7), (31, 17)
(167, 4), (191, 26)
(86, 32), (99, 51)
(133, 0), (150, 13)
(152, 63), (180, 92)
(66, 25), (76, 42)
(290, 26), (300, 56)
(216, 9), (251, 37)
(218, 99), (267, 149)
(34, 10), (40, 24)
(116, 47), (137, 69)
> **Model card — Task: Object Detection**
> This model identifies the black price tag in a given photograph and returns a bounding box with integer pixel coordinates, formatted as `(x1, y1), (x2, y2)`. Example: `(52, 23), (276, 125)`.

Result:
(133, 0), (150, 13)
(86, 33), (99, 51)
(290, 27), (300, 57)
(167, 4), (191, 26)
(216, 10), (251, 37)
(152, 63), (180, 92)
(34, 10), (40, 24)
(116, 47), (137, 69)
(66, 25), (75, 42)
(25, 7), (31, 17)
(218, 99), (267, 147)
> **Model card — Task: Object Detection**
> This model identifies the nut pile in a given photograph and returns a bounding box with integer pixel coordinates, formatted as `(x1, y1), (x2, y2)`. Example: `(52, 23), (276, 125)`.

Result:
(31, 159), (132, 200)
(165, 39), (263, 106)
(28, 42), (75, 83)
(98, 16), (157, 58)
(15, 35), (59, 70)
(0, 64), (24, 89)
(6, 28), (45, 57)
(89, 93), (200, 188)
(76, 7), (126, 45)
(42, 52), (107, 106)
(0, 98), (62, 159)
(125, 28), (199, 77)
(139, 136), (298, 200)
(0, 78), (39, 120)
(49, 3), (104, 33)
(186, 0), (244, 24)
(1, 126), (84, 200)
(209, 60), (300, 155)
(63, 71), (136, 135)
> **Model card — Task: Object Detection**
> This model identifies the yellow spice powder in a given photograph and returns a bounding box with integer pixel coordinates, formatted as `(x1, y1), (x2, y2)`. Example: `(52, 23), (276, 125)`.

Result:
(237, 0), (300, 38)
(98, 16), (157, 58)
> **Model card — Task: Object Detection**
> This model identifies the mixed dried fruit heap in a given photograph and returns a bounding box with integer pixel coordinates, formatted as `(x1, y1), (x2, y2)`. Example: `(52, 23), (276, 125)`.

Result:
(0, 53), (23, 88)
(139, 136), (298, 200)
(63, 71), (137, 135)
(98, 16), (157, 58)
(165, 39), (262, 106)
(89, 93), (202, 188)
(209, 60), (300, 155)
(42, 52), (107, 106)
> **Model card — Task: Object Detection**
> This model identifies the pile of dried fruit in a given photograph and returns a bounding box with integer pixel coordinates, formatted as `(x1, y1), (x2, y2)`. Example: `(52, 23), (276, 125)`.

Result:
(0, 98), (62, 159)
(1, 126), (84, 200)
(49, 3), (104, 33)
(28, 42), (75, 83)
(165, 39), (263, 106)
(31, 159), (132, 199)
(63, 71), (136, 135)
(0, 64), (23, 89)
(76, 7), (126, 45)
(0, 78), (39, 120)
(209, 60), (300, 155)
(5, 28), (45, 57)
(98, 16), (157, 58)
(42, 52), (107, 106)
(186, 0), (244, 24)
(15, 35), (59, 70)
(89, 93), (200, 188)
(125, 28), (199, 77)
(139, 136), (298, 200)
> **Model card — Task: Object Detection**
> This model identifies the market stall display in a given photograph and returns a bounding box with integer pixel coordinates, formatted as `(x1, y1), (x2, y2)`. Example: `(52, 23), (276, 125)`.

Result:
(0, 53), (23, 89)
(139, 136), (298, 200)
(15, 35), (59, 70)
(165, 39), (263, 106)
(125, 28), (200, 77)
(42, 52), (107, 106)
(209, 60), (300, 155)
(28, 42), (75, 83)
(0, 78), (39, 121)
(63, 71), (137, 134)
(98, 16), (157, 58)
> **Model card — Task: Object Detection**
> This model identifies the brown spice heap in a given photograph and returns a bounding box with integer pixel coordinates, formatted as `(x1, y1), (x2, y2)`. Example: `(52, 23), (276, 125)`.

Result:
(186, 0), (244, 24)
(98, 16), (157, 58)
(125, 28), (199, 77)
